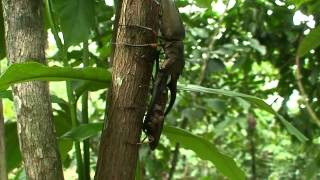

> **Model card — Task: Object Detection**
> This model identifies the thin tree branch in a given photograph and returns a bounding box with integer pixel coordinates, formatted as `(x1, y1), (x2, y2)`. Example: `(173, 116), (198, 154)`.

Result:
(295, 54), (320, 126)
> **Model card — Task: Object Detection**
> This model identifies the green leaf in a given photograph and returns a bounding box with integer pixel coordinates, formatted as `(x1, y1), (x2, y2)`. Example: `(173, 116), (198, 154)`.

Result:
(178, 84), (308, 142)
(5, 122), (22, 172)
(60, 123), (103, 141)
(72, 80), (107, 100)
(163, 125), (245, 180)
(231, 56), (247, 71)
(214, 116), (244, 137)
(304, 152), (320, 179)
(191, 27), (209, 38)
(54, 110), (72, 136)
(0, 90), (13, 100)
(0, 62), (111, 91)
(53, 0), (95, 46)
(248, 39), (266, 55)
(53, 110), (73, 161)
(135, 158), (142, 180)
(50, 94), (68, 105)
(298, 25), (320, 57)
(58, 140), (73, 162)
(206, 59), (226, 74)
(58, 122), (245, 179)
(235, 97), (251, 110)
(195, 0), (212, 8)
(176, 0), (189, 7)
(182, 108), (204, 120)
(205, 98), (226, 113)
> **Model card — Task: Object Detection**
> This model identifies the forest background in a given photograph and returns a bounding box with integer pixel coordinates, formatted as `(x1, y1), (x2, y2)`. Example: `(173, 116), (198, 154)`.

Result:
(1, 0), (320, 179)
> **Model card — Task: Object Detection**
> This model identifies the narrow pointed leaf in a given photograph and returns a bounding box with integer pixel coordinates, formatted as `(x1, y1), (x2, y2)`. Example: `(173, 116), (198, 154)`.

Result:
(163, 125), (245, 180)
(53, 0), (95, 46)
(178, 84), (308, 142)
(0, 62), (111, 91)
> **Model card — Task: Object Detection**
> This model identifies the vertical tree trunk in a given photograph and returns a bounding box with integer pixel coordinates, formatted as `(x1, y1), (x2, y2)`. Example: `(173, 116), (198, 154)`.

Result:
(0, 100), (6, 180)
(95, 1), (159, 179)
(1, 1), (64, 179)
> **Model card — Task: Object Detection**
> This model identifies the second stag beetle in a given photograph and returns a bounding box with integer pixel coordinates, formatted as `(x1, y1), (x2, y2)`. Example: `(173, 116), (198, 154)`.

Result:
(143, 0), (185, 150)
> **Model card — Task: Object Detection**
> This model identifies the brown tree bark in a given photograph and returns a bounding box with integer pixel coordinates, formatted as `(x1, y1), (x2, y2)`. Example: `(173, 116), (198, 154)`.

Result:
(1, 0), (64, 179)
(95, 1), (159, 179)
(0, 100), (6, 180)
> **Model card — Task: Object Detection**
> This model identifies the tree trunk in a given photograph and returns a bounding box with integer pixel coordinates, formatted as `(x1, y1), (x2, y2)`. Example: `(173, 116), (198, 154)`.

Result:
(0, 100), (6, 180)
(95, 1), (159, 179)
(0, 2), (7, 179)
(1, 1), (64, 179)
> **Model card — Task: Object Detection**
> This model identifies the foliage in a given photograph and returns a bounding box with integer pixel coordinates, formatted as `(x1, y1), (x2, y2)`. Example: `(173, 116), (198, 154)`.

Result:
(1, 0), (320, 179)
(0, 62), (111, 91)
(298, 25), (320, 57)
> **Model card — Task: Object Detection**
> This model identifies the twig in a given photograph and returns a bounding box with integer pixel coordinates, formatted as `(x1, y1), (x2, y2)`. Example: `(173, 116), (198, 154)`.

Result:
(295, 54), (320, 126)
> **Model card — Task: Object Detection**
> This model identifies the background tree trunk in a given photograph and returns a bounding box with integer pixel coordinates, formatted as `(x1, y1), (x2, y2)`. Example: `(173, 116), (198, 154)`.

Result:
(0, 2), (6, 179)
(1, 1), (64, 179)
(0, 100), (6, 180)
(95, 1), (159, 179)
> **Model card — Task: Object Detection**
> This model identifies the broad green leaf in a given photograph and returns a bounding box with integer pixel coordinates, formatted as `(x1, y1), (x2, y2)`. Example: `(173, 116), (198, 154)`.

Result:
(72, 80), (107, 100)
(176, 0), (189, 7)
(163, 125), (245, 180)
(195, 0), (212, 8)
(5, 122), (22, 172)
(60, 123), (103, 141)
(53, 110), (73, 161)
(58, 140), (73, 162)
(54, 110), (72, 137)
(0, 90), (13, 100)
(0, 62), (111, 91)
(298, 25), (320, 57)
(58, 122), (245, 179)
(53, 0), (95, 46)
(178, 84), (308, 142)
